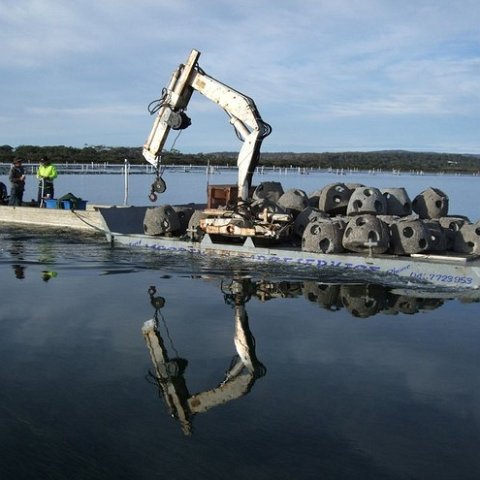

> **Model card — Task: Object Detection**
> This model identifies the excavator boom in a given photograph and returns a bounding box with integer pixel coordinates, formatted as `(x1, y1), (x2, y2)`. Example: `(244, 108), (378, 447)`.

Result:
(142, 49), (271, 202)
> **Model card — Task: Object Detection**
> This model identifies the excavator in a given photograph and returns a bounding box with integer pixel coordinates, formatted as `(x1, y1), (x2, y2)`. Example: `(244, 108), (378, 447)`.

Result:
(142, 49), (292, 241)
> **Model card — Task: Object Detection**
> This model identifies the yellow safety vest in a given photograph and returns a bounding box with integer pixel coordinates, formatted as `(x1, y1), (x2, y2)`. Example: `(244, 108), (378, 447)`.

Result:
(37, 164), (58, 181)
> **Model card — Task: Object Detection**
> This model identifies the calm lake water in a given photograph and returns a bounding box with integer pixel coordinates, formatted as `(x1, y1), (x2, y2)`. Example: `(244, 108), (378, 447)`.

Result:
(1, 170), (480, 479)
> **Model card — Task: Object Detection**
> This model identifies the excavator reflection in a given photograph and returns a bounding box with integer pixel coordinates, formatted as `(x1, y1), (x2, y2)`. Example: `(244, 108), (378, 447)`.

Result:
(142, 279), (266, 436)
(142, 277), (477, 434)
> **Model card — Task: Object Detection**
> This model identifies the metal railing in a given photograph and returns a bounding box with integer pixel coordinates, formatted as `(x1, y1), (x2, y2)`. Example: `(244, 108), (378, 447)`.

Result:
(1, 162), (471, 177)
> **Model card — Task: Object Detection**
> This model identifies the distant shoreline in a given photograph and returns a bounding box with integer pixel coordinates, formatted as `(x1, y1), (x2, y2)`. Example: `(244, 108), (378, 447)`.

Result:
(1, 146), (479, 174)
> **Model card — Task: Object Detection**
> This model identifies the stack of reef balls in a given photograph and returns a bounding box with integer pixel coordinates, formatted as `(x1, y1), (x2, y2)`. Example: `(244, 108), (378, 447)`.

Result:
(250, 181), (479, 256)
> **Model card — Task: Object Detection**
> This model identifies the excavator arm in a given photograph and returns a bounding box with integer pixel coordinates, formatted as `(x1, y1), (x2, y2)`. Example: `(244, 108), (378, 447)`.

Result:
(143, 49), (271, 203)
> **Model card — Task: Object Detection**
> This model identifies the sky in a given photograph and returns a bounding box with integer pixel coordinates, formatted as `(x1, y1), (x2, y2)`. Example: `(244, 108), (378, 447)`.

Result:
(0, 0), (479, 154)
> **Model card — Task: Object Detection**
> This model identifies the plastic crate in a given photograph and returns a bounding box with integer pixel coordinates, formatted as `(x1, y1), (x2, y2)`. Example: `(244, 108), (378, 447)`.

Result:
(62, 200), (87, 210)
(44, 199), (58, 209)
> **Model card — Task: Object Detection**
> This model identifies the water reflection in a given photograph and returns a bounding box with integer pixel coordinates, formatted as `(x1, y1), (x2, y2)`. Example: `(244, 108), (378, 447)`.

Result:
(12, 264), (25, 279)
(41, 270), (58, 282)
(302, 282), (446, 317)
(142, 276), (477, 436)
(239, 278), (479, 317)
(143, 280), (266, 435)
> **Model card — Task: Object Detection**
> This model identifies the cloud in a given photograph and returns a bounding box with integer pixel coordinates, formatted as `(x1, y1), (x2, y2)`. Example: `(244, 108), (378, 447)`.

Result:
(0, 1), (97, 67)
(25, 104), (145, 117)
(323, 94), (445, 117)
(0, 0), (479, 152)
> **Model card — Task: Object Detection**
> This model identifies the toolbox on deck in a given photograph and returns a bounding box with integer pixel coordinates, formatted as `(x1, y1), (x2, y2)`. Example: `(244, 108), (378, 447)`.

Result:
(207, 184), (255, 209)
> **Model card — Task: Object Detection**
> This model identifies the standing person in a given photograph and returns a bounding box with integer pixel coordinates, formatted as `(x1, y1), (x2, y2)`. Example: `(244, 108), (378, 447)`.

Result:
(8, 158), (26, 206)
(36, 156), (58, 205)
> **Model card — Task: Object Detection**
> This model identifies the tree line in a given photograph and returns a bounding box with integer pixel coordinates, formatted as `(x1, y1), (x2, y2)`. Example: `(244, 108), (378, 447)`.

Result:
(1, 144), (479, 173)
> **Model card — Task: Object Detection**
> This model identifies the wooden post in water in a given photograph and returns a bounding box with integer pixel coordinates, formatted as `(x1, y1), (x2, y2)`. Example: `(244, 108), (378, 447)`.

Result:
(123, 159), (129, 205)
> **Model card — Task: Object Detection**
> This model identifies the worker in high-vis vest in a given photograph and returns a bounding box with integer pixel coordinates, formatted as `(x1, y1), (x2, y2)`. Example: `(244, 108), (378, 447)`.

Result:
(37, 157), (58, 205)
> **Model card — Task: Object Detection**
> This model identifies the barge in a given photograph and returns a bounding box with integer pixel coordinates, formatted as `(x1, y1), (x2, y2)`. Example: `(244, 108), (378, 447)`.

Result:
(98, 205), (480, 291)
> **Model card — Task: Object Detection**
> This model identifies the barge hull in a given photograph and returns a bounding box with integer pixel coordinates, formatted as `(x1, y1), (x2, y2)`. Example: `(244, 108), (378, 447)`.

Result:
(0, 204), (105, 232)
(98, 206), (480, 290)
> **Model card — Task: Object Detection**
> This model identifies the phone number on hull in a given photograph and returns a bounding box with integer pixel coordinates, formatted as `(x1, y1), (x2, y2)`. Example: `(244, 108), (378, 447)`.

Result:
(410, 272), (473, 285)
